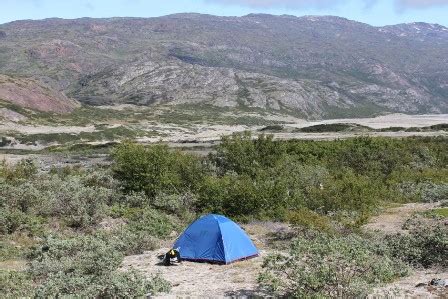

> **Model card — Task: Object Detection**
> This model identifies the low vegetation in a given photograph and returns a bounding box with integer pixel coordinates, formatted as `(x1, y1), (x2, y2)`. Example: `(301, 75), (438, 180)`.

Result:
(259, 231), (409, 297)
(1, 134), (447, 297)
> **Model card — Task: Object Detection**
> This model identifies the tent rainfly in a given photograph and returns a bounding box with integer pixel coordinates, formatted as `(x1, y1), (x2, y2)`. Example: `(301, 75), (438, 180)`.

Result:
(173, 214), (259, 264)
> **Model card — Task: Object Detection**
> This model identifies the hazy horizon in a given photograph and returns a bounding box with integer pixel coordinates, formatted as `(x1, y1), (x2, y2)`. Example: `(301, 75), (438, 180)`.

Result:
(1, 0), (448, 27)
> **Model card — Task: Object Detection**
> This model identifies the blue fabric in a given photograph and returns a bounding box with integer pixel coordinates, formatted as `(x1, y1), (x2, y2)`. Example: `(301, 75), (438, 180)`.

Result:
(173, 214), (259, 264)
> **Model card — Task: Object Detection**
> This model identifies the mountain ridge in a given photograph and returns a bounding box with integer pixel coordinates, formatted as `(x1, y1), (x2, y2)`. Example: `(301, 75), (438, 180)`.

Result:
(0, 13), (447, 118)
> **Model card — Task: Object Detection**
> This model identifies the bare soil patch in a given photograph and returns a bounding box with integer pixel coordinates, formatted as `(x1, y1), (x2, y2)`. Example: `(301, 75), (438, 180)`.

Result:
(362, 202), (441, 234)
(364, 202), (447, 298)
(371, 268), (448, 299)
(121, 222), (289, 298)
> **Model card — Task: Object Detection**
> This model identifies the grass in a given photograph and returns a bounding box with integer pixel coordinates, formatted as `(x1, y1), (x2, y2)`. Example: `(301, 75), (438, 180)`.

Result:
(424, 208), (448, 218)
(0, 100), (284, 127)
(379, 124), (448, 132)
(12, 126), (161, 146)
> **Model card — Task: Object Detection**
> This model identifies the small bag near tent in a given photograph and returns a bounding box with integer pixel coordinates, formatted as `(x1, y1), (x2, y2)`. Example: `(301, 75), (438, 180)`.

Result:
(173, 214), (259, 264)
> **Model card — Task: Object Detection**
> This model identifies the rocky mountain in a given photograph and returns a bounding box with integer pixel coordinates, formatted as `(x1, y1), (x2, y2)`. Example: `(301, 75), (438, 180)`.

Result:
(0, 74), (79, 113)
(0, 14), (447, 118)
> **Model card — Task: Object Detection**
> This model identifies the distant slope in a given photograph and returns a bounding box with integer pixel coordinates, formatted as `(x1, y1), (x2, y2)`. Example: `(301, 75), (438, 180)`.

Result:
(0, 14), (447, 118)
(0, 75), (79, 113)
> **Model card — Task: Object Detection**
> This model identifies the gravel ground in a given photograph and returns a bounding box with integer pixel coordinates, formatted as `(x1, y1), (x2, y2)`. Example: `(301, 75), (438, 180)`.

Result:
(121, 222), (289, 298)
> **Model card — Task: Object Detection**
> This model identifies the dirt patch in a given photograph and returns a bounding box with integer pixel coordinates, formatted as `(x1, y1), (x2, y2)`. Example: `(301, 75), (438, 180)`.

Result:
(285, 113), (448, 129)
(0, 108), (27, 122)
(0, 259), (27, 271)
(362, 202), (440, 234)
(121, 222), (288, 297)
(364, 202), (447, 298)
(371, 268), (448, 298)
(122, 249), (267, 298)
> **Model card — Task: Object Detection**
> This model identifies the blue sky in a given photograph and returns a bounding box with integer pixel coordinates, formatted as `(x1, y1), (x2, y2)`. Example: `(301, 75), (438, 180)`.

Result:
(1, 0), (448, 26)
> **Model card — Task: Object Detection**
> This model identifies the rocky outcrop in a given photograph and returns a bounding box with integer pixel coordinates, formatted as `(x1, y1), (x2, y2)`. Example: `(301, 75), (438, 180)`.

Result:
(0, 75), (79, 113)
(0, 14), (447, 118)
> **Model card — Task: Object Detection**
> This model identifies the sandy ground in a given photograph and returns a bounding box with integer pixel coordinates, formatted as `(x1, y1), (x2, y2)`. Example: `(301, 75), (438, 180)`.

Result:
(1, 114), (447, 151)
(285, 113), (448, 129)
(122, 249), (267, 298)
(371, 268), (448, 299)
(0, 153), (110, 170)
(0, 123), (97, 134)
(121, 204), (448, 298)
(121, 222), (289, 298)
(364, 202), (448, 298)
(362, 202), (442, 234)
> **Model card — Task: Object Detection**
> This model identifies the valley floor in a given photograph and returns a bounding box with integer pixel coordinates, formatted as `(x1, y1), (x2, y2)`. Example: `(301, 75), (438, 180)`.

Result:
(1, 113), (447, 151)
(121, 203), (447, 298)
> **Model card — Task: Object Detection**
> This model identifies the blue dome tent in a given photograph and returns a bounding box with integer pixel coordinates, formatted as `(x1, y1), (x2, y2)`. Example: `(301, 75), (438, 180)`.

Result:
(173, 214), (259, 264)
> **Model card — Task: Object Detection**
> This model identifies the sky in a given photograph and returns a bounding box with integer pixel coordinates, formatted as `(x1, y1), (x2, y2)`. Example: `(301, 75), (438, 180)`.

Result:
(1, 0), (448, 26)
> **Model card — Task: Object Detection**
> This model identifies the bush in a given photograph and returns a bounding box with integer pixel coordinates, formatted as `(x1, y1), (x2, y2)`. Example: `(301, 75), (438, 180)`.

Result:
(287, 208), (334, 233)
(259, 231), (408, 298)
(0, 208), (45, 236)
(0, 270), (33, 298)
(112, 141), (204, 198)
(28, 235), (170, 297)
(0, 180), (40, 214)
(34, 269), (169, 298)
(42, 176), (111, 228)
(385, 218), (448, 268)
(397, 182), (448, 203)
(1, 174), (114, 230)
(124, 207), (178, 238)
(212, 132), (285, 177)
(306, 170), (388, 216)
(110, 228), (159, 255)
(0, 159), (37, 182)
(153, 192), (198, 216)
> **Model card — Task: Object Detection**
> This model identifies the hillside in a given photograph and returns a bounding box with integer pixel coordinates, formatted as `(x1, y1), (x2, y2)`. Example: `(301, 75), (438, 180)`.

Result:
(0, 14), (447, 118)
(0, 75), (79, 113)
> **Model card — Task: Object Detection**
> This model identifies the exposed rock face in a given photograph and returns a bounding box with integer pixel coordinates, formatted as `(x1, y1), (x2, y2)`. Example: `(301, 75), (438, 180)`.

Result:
(0, 14), (447, 118)
(0, 108), (27, 122)
(0, 75), (79, 113)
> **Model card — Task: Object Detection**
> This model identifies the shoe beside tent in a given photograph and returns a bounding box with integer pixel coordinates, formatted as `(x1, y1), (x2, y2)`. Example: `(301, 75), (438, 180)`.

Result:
(173, 214), (259, 264)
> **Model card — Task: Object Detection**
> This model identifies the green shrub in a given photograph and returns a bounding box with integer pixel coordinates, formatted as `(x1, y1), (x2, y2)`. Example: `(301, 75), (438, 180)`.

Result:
(397, 182), (448, 203)
(153, 192), (198, 216)
(112, 141), (204, 198)
(38, 176), (112, 228)
(306, 170), (388, 216)
(385, 218), (448, 268)
(110, 228), (159, 255)
(125, 207), (178, 238)
(197, 173), (293, 220)
(28, 235), (170, 297)
(0, 208), (45, 236)
(211, 132), (285, 177)
(0, 159), (37, 182)
(1, 173), (115, 232)
(287, 208), (334, 233)
(332, 137), (406, 180)
(297, 123), (369, 133)
(259, 231), (408, 298)
(0, 270), (33, 298)
(121, 191), (152, 208)
(423, 208), (448, 218)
